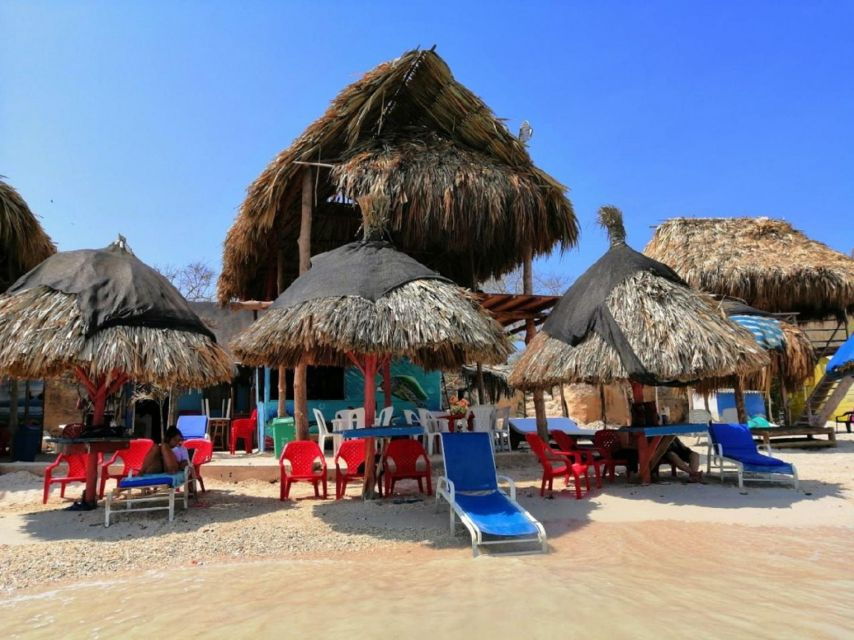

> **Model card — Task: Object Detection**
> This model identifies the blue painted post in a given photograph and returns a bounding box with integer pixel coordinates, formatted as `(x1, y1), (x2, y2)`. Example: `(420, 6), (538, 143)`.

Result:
(262, 366), (271, 453)
(254, 368), (262, 452)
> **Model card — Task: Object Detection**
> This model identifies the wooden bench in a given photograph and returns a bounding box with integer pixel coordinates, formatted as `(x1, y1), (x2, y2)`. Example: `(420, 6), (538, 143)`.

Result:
(750, 426), (837, 449)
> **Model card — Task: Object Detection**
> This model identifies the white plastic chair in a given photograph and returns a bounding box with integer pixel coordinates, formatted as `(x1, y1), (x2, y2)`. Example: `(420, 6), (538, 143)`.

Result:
(403, 409), (419, 425)
(419, 408), (442, 455)
(469, 405), (496, 435)
(313, 409), (342, 455)
(377, 406), (394, 426)
(689, 409), (712, 445)
(493, 406), (511, 452)
(335, 409), (363, 429)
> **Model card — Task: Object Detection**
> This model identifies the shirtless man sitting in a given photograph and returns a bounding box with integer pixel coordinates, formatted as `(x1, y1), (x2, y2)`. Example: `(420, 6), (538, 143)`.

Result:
(140, 426), (190, 475)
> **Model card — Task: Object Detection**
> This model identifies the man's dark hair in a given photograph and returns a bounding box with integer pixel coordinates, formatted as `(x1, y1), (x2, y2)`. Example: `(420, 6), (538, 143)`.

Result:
(164, 426), (183, 441)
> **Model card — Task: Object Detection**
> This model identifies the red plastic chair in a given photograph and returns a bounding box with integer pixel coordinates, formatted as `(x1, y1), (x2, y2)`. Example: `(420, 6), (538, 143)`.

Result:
(382, 439), (432, 497)
(99, 438), (154, 497)
(551, 430), (604, 489)
(185, 438), (214, 492)
(230, 410), (257, 455)
(526, 433), (590, 499)
(334, 438), (367, 499)
(280, 440), (327, 500)
(43, 453), (87, 503)
(593, 430), (633, 482)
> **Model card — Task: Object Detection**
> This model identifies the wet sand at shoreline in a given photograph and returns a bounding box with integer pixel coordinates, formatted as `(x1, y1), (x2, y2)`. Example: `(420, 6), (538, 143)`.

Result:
(3, 520), (853, 639)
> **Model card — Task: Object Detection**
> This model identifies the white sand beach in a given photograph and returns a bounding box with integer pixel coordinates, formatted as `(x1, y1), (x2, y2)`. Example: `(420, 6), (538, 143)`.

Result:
(2, 436), (853, 638)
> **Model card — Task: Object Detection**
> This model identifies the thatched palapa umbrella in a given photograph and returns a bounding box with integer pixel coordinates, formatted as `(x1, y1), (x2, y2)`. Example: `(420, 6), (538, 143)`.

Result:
(643, 217), (854, 320)
(1, 179), (56, 291)
(0, 236), (233, 504)
(510, 207), (769, 403)
(1, 179), (56, 457)
(232, 201), (511, 496)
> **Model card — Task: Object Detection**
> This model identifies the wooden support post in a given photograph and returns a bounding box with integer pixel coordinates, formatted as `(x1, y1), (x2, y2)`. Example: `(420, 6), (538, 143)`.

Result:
(523, 249), (548, 440)
(294, 168), (313, 440)
(7, 378), (18, 459)
(475, 363), (485, 405)
(733, 378), (748, 424)
(277, 249), (287, 419)
(362, 355), (379, 499)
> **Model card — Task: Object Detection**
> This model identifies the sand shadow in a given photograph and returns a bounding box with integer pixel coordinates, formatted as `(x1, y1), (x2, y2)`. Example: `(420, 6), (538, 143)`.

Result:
(311, 474), (600, 553)
(7, 484), (287, 543)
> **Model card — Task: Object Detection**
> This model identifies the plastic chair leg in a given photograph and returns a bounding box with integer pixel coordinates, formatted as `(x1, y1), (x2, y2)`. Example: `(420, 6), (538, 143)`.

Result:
(43, 478), (50, 504)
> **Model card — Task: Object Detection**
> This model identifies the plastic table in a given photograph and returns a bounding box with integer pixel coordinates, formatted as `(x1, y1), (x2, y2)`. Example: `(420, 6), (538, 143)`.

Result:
(623, 424), (709, 485)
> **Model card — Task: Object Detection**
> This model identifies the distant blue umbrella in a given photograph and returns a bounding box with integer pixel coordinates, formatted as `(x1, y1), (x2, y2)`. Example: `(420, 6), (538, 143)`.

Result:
(729, 315), (785, 351)
(826, 333), (854, 380)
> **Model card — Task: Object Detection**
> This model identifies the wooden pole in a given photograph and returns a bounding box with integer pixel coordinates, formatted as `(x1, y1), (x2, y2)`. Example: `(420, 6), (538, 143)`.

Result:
(7, 378), (18, 459)
(559, 384), (569, 418)
(475, 363), (485, 405)
(294, 168), (313, 440)
(523, 249), (548, 440)
(277, 249), (287, 420)
(362, 355), (379, 498)
(733, 378), (748, 424)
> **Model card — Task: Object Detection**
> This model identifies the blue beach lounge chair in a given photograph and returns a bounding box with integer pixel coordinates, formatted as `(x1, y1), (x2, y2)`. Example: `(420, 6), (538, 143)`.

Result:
(436, 432), (547, 556)
(707, 423), (798, 490)
(176, 415), (208, 439)
(104, 470), (190, 526)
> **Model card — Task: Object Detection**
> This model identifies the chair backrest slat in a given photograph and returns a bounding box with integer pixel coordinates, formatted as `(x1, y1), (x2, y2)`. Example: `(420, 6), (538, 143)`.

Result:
(440, 432), (498, 493)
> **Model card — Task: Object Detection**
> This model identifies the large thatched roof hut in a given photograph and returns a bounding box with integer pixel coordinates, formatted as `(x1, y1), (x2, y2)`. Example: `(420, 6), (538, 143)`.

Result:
(0, 238), (233, 425)
(0, 179), (56, 291)
(218, 47), (577, 303)
(510, 207), (769, 390)
(643, 217), (854, 320)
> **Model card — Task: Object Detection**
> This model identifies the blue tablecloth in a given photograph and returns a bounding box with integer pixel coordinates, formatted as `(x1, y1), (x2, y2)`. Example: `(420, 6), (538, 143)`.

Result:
(624, 423), (709, 436)
(340, 426), (423, 439)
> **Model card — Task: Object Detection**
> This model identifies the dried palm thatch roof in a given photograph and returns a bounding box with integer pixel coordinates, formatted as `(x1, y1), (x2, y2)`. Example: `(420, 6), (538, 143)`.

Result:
(644, 217), (854, 319)
(218, 48), (577, 303)
(0, 240), (233, 388)
(510, 207), (769, 390)
(231, 240), (512, 371)
(0, 179), (56, 291)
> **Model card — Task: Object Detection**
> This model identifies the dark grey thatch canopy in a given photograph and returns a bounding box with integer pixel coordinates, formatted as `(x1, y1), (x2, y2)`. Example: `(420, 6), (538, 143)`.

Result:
(644, 217), (854, 320)
(510, 207), (769, 391)
(231, 240), (511, 372)
(218, 47), (577, 303)
(1, 179), (56, 291)
(0, 238), (233, 426)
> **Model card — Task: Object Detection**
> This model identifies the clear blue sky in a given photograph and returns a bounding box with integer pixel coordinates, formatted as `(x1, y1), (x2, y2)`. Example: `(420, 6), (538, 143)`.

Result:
(2, 1), (852, 286)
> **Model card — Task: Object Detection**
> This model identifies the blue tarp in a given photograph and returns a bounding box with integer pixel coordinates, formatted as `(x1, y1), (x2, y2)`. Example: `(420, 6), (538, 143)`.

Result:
(826, 333), (854, 380)
(730, 315), (785, 350)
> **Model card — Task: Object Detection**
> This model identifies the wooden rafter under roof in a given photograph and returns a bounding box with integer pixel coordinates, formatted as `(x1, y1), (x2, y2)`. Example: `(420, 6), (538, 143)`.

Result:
(229, 292), (560, 338)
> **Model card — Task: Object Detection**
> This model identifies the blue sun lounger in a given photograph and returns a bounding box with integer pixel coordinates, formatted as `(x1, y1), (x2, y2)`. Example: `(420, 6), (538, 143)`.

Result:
(105, 470), (190, 526)
(436, 432), (546, 556)
(707, 423), (799, 490)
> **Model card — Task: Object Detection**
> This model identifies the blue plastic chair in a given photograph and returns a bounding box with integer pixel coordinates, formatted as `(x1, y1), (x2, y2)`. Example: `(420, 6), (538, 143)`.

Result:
(707, 423), (798, 490)
(436, 432), (546, 556)
(176, 415), (208, 440)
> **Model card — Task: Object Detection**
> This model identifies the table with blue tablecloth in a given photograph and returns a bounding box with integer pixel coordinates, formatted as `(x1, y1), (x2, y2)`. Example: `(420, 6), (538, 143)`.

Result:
(623, 424), (710, 484)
